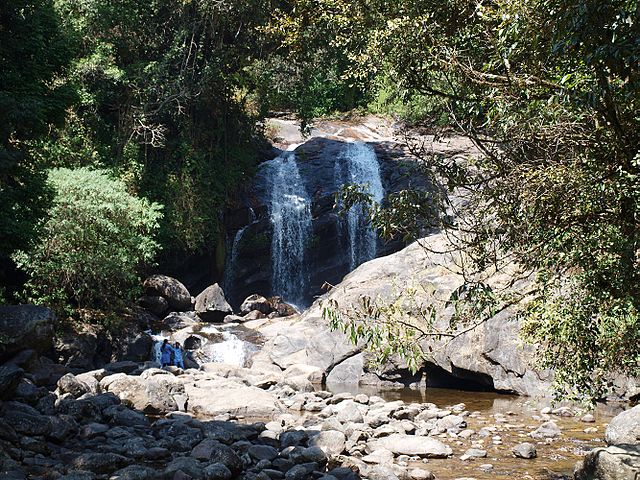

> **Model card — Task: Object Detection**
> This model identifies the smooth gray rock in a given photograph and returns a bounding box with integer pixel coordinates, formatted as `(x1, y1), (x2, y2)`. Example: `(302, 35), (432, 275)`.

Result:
(71, 453), (130, 474)
(575, 445), (640, 480)
(240, 294), (272, 315)
(195, 284), (233, 322)
(110, 465), (155, 480)
(368, 434), (453, 457)
(605, 405), (640, 446)
(309, 430), (346, 456)
(253, 233), (550, 396)
(530, 420), (561, 439)
(512, 442), (537, 459)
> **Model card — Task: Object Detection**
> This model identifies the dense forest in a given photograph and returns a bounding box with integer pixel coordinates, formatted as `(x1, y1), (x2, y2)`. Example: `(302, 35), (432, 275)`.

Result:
(1, 0), (638, 402)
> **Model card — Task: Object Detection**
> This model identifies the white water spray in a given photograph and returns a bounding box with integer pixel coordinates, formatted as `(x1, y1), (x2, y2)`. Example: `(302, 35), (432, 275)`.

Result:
(339, 142), (385, 270)
(264, 153), (312, 306)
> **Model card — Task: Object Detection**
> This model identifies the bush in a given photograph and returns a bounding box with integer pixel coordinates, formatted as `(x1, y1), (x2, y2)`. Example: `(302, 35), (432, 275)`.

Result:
(13, 167), (162, 313)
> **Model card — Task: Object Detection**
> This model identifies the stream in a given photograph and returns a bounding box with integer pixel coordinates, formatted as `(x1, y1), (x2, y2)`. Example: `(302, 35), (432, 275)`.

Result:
(326, 384), (617, 480)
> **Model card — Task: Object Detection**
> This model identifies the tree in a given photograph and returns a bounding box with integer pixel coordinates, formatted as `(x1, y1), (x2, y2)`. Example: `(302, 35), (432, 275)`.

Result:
(285, 0), (640, 402)
(0, 0), (75, 289)
(13, 167), (162, 314)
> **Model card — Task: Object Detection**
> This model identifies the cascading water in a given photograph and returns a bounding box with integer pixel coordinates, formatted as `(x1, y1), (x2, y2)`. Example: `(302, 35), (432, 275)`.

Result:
(339, 142), (385, 270)
(264, 153), (312, 306)
(222, 208), (255, 296)
(149, 324), (258, 368)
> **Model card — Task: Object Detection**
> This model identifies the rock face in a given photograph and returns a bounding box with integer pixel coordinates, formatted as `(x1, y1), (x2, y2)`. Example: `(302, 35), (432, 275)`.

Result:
(253, 233), (549, 396)
(575, 405), (640, 479)
(143, 274), (193, 311)
(223, 136), (440, 307)
(0, 305), (55, 359)
(195, 284), (233, 322)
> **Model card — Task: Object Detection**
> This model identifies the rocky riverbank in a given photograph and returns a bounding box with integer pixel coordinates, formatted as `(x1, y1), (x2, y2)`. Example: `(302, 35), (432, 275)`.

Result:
(0, 352), (630, 480)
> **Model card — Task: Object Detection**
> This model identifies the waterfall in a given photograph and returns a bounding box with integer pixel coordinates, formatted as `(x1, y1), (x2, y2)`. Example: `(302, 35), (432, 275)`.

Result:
(151, 334), (168, 365)
(208, 331), (255, 366)
(264, 153), (312, 306)
(341, 142), (385, 270)
(149, 325), (257, 368)
(222, 208), (255, 296)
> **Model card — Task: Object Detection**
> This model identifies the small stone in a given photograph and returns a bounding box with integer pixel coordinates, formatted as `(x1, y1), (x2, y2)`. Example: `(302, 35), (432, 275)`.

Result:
(409, 468), (435, 480)
(581, 414), (596, 423)
(460, 448), (487, 461)
(512, 442), (537, 459)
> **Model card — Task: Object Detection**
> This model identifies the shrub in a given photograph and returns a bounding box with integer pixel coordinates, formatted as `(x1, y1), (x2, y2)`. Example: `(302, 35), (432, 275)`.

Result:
(13, 167), (162, 313)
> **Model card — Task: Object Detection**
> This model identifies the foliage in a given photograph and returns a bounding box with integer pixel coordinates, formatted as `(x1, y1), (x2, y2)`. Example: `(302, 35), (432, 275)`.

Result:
(323, 280), (502, 374)
(34, 0), (274, 258)
(0, 0), (75, 285)
(13, 167), (162, 314)
(300, 0), (639, 402)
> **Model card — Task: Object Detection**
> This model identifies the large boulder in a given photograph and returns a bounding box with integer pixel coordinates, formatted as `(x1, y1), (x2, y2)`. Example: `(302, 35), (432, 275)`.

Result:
(574, 446), (640, 480)
(240, 294), (272, 315)
(605, 404), (640, 446)
(253, 233), (550, 396)
(368, 434), (453, 458)
(0, 364), (24, 400)
(0, 305), (55, 359)
(184, 375), (284, 417)
(143, 274), (192, 311)
(574, 405), (640, 479)
(100, 371), (185, 414)
(195, 284), (233, 322)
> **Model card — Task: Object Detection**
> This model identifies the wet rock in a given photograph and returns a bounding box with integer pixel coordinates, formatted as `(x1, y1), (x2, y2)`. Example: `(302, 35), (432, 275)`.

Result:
(605, 404), (640, 446)
(191, 440), (243, 476)
(284, 463), (317, 480)
(512, 442), (537, 459)
(195, 284), (233, 322)
(103, 404), (150, 427)
(143, 274), (192, 311)
(0, 305), (55, 358)
(368, 434), (453, 458)
(162, 312), (200, 330)
(581, 414), (596, 423)
(118, 332), (153, 362)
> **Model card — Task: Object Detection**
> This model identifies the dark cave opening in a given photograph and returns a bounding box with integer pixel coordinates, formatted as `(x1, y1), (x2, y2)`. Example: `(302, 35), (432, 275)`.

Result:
(425, 363), (497, 392)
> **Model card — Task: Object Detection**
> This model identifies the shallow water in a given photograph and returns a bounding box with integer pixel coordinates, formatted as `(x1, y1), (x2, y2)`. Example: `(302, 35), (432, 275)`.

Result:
(327, 384), (620, 480)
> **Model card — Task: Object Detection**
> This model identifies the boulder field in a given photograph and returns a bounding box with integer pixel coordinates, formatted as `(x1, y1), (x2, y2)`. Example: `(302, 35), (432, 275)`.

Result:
(4, 354), (635, 480)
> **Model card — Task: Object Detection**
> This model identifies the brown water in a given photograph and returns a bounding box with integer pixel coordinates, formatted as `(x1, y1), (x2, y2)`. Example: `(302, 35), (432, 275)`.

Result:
(327, 384), (621, 480)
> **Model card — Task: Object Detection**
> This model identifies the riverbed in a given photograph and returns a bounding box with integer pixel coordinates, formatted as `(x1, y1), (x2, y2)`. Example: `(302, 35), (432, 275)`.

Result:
(324, 384), (618, 480)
